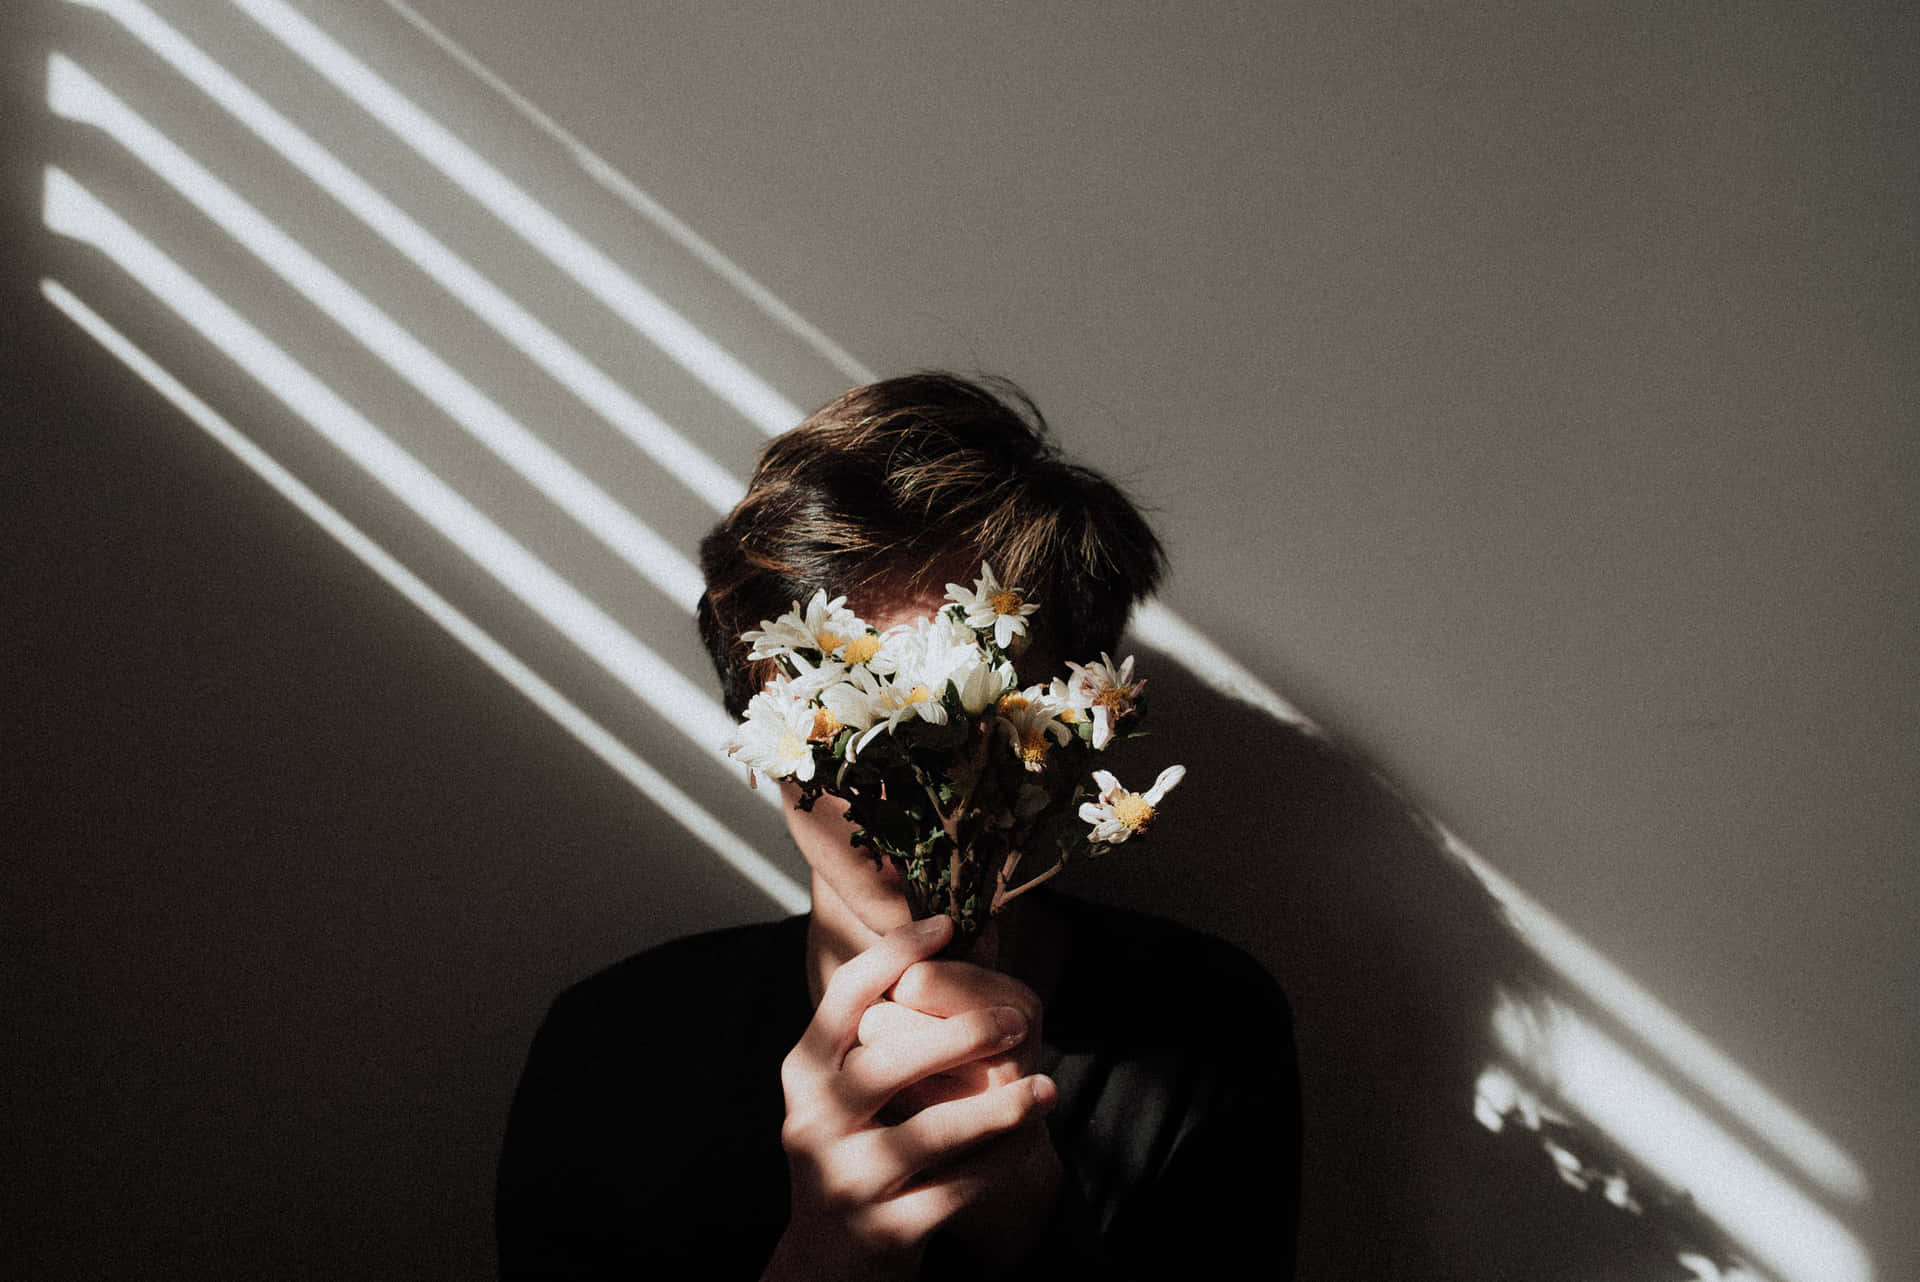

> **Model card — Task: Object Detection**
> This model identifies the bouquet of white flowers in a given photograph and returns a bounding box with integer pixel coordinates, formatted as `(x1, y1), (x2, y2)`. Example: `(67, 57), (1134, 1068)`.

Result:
(727, 563), (1186, 949)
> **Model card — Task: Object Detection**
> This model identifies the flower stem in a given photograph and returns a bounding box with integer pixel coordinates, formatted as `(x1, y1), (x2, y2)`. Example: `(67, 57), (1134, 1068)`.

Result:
(997, 858), (1065, 908)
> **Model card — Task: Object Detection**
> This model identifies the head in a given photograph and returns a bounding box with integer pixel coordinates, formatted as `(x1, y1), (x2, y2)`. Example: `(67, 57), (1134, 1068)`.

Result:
(697, 372), (1166, 930)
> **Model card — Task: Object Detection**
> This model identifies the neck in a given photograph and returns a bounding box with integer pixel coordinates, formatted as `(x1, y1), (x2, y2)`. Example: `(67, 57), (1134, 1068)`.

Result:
(804, 872), (874, 1008)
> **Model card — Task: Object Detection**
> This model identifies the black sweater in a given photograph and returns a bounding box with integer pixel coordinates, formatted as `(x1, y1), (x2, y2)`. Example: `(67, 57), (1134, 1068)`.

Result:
(497, 893), (1301, 1278)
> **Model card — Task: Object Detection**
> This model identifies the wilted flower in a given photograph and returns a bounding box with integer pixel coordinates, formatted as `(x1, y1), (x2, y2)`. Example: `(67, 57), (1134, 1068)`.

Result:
(1079, 765), (1186, 843)
(946, 563), (1040, 650)
(996, 687), (1072, 773)
(1065, 652), (1146, 749)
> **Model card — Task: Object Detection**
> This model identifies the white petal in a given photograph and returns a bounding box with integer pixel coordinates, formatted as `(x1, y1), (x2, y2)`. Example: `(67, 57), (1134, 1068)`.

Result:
(1143, 764), (1187, 805)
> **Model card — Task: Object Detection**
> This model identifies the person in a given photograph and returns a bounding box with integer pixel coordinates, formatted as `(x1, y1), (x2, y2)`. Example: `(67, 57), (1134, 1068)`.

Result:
(496, 374), (1302, 1278)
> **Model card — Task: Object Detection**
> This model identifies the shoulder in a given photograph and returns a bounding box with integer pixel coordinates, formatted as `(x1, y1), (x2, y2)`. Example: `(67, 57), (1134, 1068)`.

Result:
(534, 914), (809, 1057)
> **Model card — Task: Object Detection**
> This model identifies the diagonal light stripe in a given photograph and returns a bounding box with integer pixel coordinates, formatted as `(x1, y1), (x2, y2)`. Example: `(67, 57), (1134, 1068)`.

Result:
(224, 0), (804, 436)
(38, 275), (806, 915)
(65, 0), (1871, 1216)
(377, 0), (875, 386)
(1460, 831), (1870, 1205)
(1494, 998), (1872, 1282)
(49, 52), (704, 614)
(60, 0), (741, 514)
(40, 166), (779, 816)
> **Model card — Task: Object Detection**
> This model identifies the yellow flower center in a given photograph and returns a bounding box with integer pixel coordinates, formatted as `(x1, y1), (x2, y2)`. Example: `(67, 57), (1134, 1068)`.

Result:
(997, 692), (1030, 716)
(808, 707), (841, 742)
(813, 630), (845, 654)
(841, 633), (881, 665)
(1059, 706), (1081, 724)
(1113, 793), (1156, 832)
(988, 589), (1025, 615)
(1094, 687), (1132, 711)
(1018, 728), (1053, 764)
(903, 684), (934, 705)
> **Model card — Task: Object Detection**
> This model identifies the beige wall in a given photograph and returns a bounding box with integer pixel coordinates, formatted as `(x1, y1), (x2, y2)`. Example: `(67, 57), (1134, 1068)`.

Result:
(8, 0), (1913, 1277)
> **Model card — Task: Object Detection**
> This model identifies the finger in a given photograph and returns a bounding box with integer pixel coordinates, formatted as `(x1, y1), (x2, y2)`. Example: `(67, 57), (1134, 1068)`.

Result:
(802, 916), (954, 1065)
(891, 961), (1044, 1077)
(891, 959), (1039, 1023)
(839, 1005), (1030, 1119)
(877, 1075), (1058, 1179)
(859, 1003), (1020, 1094)
(857, 1000), (941, 1049)
(879, 1072), (975, 1123)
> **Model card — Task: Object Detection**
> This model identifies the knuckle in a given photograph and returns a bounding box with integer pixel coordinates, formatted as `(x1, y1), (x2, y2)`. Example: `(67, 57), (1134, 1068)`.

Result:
(779, 1050), (811, 1098)
(996, 1084), (1033, 1130)
(779, 1112), (814, 1153)
(818, 1164), (865, 1213)
(892, 961), (929, 1005)
(861, 1214), (920, 1255)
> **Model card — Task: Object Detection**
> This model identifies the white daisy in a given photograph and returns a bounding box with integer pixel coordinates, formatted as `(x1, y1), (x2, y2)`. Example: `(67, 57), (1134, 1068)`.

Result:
(945, 563), (1041, 650)
(953, 654), (1016, 715)
(726, 686), (821, 782)
(1078, 765), (1186, 843)
(819, 666), (885, 734)
(1065, 652), (1146, 749)
(741, 590), (868, 661)
(995, 686), (1072, 773)
(850, 674), (950, 757)
(782, 650), (850, 700)
(872, 613), (978, 693)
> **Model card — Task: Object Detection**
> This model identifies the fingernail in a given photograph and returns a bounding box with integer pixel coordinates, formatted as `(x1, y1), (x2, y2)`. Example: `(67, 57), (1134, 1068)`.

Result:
(993, 1007), (1027, 1045)
(1031, 1076), (1058, 1108)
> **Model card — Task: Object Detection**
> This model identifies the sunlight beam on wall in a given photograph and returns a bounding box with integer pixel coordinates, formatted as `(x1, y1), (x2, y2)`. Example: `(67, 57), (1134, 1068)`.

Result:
(223, 0), (805, 436)
(48, 52), (706, 615)
(38, 276), (807, 915)
(39, 167), (775, 812)
(52, 0), (1869, 1233)
(1494, 997), (1873, 1282)
(59, 0), (742, 515)
(376, 0), (875, 387)
(1459, 829), (1869, 1204)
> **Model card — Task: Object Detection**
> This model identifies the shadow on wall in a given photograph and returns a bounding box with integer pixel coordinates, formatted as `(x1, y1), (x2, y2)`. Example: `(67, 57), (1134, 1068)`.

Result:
(1064, 649), (1742, 1281)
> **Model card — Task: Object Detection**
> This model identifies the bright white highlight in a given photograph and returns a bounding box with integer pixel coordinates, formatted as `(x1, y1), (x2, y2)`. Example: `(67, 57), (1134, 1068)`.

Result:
(1456, 828), (1870, 1205)
(1494, 998), (1873, 1282)
(59, 0), (741, 514)
(48, 53), (704, 613)
(378, 0), (875, 386)
(227, 0), (804, 435)
(1129, 600), (1319, 731)
(38, 276), (807, 915)
(41, 167), (763, 800)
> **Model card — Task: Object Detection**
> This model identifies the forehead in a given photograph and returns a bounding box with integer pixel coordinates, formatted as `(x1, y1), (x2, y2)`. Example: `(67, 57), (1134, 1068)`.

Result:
(855, 586), (951, 632)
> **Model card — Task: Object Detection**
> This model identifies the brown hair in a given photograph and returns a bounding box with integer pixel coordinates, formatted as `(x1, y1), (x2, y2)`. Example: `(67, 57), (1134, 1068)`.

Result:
(697, 373), (1166, 715)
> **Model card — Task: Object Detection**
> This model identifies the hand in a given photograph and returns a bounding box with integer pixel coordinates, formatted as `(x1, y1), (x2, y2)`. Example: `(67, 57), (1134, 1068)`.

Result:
(860, 951), (1064, 1268)
(857, 947), (1045, 1115)
(762, 916), (1059, 1282)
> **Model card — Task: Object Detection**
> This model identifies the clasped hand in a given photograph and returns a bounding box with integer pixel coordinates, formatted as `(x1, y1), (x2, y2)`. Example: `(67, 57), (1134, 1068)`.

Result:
(764, 915), (1063, 1281)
